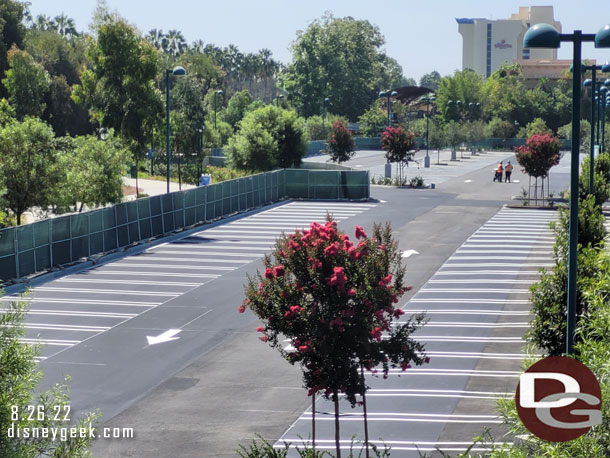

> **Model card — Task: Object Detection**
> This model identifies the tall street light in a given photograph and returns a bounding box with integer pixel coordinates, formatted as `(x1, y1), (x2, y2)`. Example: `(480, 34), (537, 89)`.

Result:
(601, 85), (609, 152)
(214, 89), (224, 130)
(524, 22), (610, 356)
(165, 65), (186, 194)
(378, 90), (398, 126)
(322, 97), (330, 136)
(422, 95), (435, 168)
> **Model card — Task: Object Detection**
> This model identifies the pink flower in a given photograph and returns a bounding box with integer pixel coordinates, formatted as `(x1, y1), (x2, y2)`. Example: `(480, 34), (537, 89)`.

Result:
(313, 259), (322, 269)
(371, 327), (382, 341)
(259, 336), (268, 342)
(265, 268), (274, 279)
(298, 345), (309, 352)
(328, 266), (347, 288)
(347, 288), (355, 297)
(424, 356), (430, 364)
(379, 243), (385, 250)
(400, 361), (412, 370)
(290, 305), (302, 314)
(238, 305), (246, 313)
(355, 225), (367, 239)
(256, 326), (264, 332)
(273, 265), (285, 277)
(324, 242), (340, 257)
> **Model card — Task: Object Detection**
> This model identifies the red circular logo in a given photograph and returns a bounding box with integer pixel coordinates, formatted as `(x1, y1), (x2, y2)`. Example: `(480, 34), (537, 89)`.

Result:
(515, 356), (602, 441)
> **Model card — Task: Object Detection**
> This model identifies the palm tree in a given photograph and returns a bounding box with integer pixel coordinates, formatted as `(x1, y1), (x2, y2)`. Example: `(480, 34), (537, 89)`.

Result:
(166, 30), (188, 57)
(34, 14), (55, 32)
(191, 39), (206, 54)
(54, 14), (78, 37)
(145, 29), (167, 52)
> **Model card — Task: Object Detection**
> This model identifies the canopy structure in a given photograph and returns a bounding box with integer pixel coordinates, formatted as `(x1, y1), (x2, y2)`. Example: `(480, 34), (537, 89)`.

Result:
(391, 86), (434, 105)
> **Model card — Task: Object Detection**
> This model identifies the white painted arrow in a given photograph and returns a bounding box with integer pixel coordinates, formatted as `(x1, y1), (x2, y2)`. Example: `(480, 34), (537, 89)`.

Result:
(147, 329), (181, 345)
(402, 250), (420, 258)
(464, 179), (473, 183)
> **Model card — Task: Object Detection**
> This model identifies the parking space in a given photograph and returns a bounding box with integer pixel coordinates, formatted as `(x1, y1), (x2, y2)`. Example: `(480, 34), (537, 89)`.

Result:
(2, 201), (375, 361)
(277, 207), (557, 457)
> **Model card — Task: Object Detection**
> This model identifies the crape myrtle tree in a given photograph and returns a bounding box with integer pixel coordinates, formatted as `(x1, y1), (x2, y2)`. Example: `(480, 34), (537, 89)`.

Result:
(239, 220), (428, 457)
(381, 126), (415, 184)
(514, 133), (560, 204)
(328, 120), (355, 163)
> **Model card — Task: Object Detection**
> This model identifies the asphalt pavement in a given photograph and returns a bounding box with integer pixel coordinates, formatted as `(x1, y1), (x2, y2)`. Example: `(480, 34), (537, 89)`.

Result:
(2, 151), (577, 457)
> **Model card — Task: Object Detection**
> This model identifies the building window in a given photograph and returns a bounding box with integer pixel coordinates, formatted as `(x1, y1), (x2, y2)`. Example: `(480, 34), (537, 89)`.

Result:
(523, 48), (530, 60)
(486, 23), (492, 77)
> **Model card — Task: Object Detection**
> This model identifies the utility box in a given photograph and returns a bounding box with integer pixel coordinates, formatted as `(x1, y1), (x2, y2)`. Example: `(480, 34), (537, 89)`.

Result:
(384, 162), (392, 178)
(199, 174), (211, 186)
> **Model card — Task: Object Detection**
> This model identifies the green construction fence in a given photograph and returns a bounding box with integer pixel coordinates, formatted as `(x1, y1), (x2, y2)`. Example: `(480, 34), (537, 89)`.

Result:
(0, 169), (369, 283)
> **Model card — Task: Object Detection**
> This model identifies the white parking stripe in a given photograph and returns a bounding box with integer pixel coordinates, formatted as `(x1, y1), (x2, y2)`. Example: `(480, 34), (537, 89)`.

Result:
(125, 256), (251, 264)
(112, 263), (234, 270)
(149, 250), (262, 258)
(32, 287), (182, 296)
(56, 278), (202, 287)
(83, 271), (220, 278)
(0, 297), (160, 307)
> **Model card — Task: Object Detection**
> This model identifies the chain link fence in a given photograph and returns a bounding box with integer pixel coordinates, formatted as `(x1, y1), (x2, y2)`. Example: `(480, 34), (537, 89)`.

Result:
(0, 169), (369, 283)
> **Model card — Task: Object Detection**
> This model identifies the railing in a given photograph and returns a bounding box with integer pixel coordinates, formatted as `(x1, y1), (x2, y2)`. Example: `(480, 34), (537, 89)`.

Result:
(0, 169), (369, 283)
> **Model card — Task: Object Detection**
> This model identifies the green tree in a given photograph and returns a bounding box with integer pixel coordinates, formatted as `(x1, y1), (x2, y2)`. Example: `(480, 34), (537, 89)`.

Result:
(524, 117), (552, 137)
(419, 71), (441, 90)
(55, 134), (126, 212)
(74, 18), (162, 164)
(0, 0), (26, 98)
(485, 117), (515, 145)
(225, 105), (306, 171)
(304, 113), (348, 141)
(436, 69), (483, 122)
(0, 117), (57, 224)
(2, 46), (50, 120)
(0, 302), (98, 457)
(444, 120), (465, 152)
(283, 13), (396, 120)
(0, 97), (15, 126)
(358, 99), (386, 136)
(223, 89), (253, 129)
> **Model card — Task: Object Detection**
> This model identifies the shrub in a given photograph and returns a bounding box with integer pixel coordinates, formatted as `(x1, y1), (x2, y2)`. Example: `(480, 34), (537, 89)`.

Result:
(381, 127), (415, 164)
(305, 114), (349, 141)
(358, 101), (387, 137)
(226, 105), (307, 171)
(327, 120), (354, 163)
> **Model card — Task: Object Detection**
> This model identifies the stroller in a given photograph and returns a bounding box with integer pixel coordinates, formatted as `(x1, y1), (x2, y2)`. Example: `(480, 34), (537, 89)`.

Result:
(493, 164), (503, 182)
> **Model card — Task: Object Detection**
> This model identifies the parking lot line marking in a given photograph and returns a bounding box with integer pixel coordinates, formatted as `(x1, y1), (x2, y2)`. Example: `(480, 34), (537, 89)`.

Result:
(22, 323), (110, 332)
(182, 239), (272, 245)
(401, 322), (530, 328)
(420, 288), (531, 293)
(297, 416), (502, 424)
(405, 309), (531, 315)
(428, 279), (536, 284)
(412, 337), (524, 344)
(411, 298), (529, 303)
(20, 338), (79, 346)
(83, 271), (220, 278)
(440, 263), (554, 267)
(32, 287), (182, 296)
(112, 263), (234, 270)
(128, 256), (251, 264)
(152, 245), (269, 251)
(0, 297), (160, 307)
(56, 278), (202, 287)
(147, 250), (261, 258)
(189, 234), (277, 239)
(449, 256), (552, 261)
(13, 309), (137, 319)
(433, 270), (537, 275)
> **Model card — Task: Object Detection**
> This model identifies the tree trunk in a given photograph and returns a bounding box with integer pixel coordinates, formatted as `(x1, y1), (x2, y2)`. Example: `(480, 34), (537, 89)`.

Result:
(361, 365), (370, 458)
(333, 391), (342, 458)
(312, 395), (316, 453)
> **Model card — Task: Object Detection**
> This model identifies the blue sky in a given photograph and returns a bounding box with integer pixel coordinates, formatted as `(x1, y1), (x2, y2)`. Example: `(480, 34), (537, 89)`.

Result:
(25, 0), (610, 82)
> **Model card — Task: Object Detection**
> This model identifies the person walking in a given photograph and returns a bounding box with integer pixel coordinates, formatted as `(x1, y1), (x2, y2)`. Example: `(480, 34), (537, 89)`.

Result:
(494, 161), (503, 182)
(505, 161), (513, 183)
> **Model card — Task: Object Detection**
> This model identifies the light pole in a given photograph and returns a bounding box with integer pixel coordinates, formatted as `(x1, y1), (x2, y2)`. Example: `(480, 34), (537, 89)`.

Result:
(322, 97), (330, 136)
(422, 95), (435, 168)
(601, 85), (609, 152)
(378, 91), (398, 126)
(165, 65), (186, 194)
(214, 89), (224, 130)
(197, 124), (205, 177)
(524, 22), (610, 356)
(276, 94), (284, 107)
